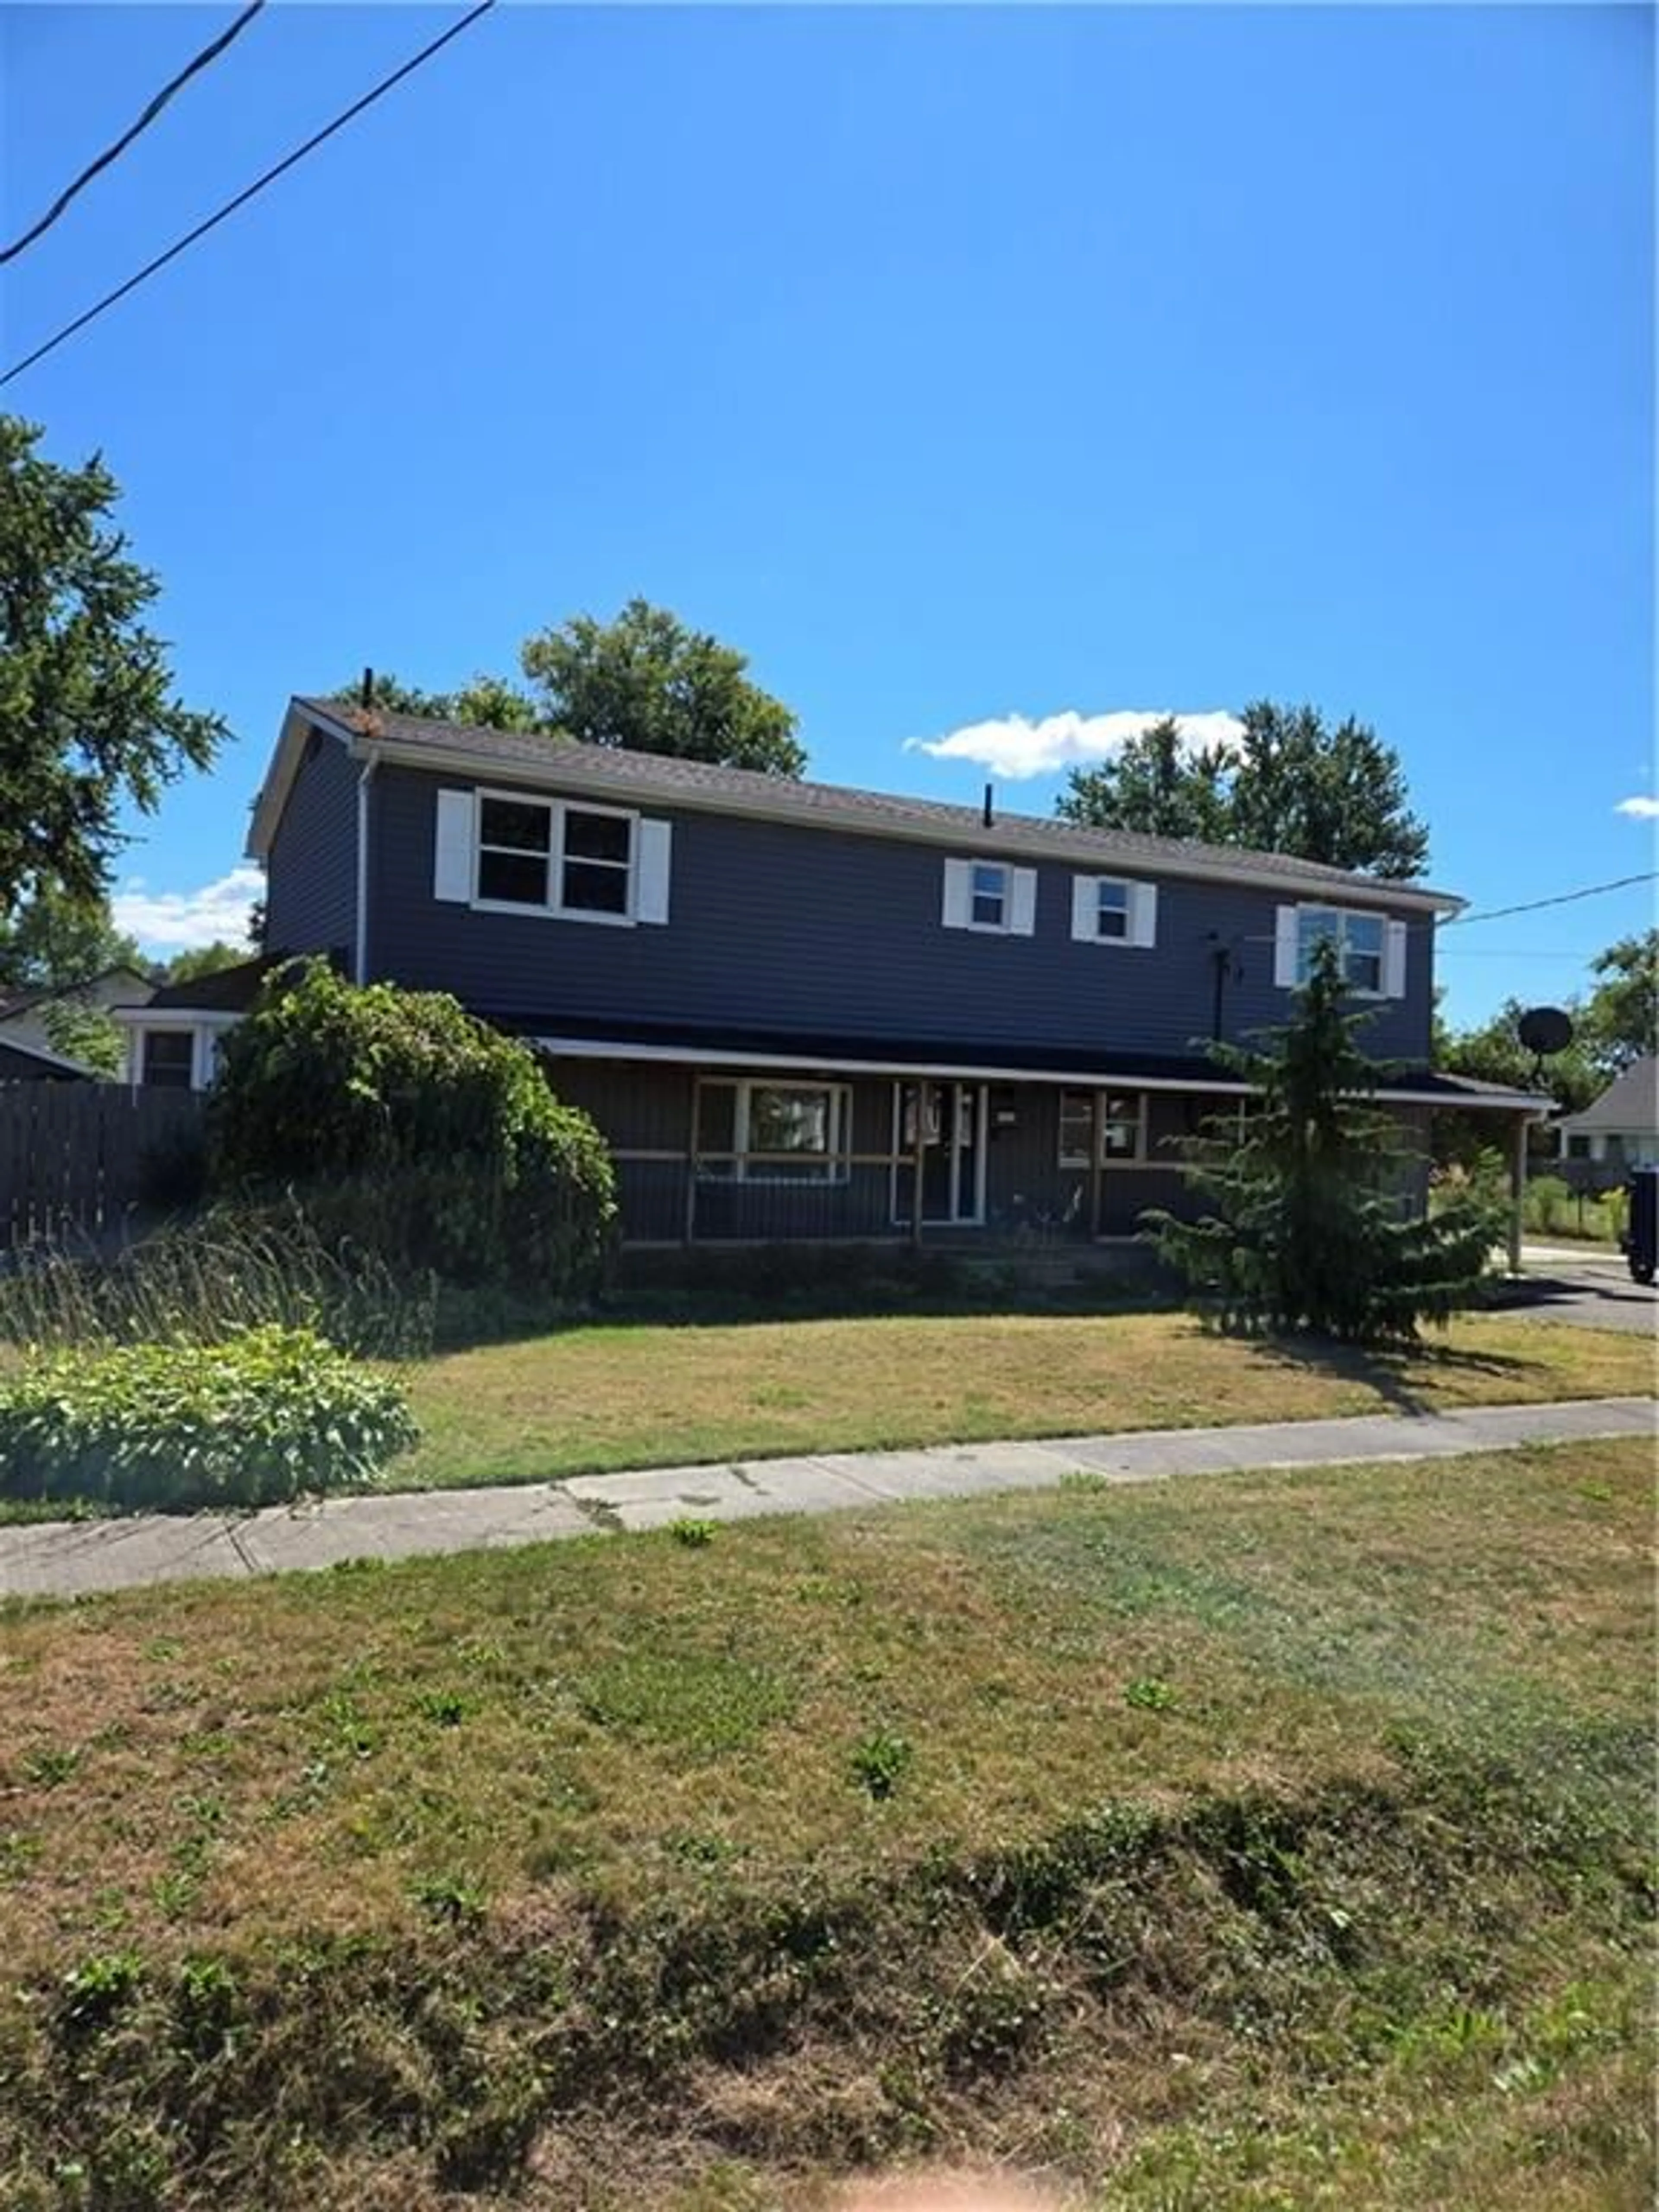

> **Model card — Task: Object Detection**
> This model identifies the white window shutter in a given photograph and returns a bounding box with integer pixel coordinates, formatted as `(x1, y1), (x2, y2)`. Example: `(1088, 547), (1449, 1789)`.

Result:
(1273, 905), (1300, 989)
(1383, 918), (1408, 998)
(1130, 882), (1158, 948)
(635, 818), (672, 925)
(1009, 867), (1038, 937)
(433, 789), (475, 902)
(1071, 877), (1096, 942)
(942, 858), (972, 930)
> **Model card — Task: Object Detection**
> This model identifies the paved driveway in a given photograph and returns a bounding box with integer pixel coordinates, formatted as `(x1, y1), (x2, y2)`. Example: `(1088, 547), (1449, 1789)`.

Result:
(1494, 1246), (1658, 1337)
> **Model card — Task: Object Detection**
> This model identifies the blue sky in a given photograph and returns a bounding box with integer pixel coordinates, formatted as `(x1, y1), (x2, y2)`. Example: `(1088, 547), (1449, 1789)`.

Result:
(2, 2), (1652, 1027)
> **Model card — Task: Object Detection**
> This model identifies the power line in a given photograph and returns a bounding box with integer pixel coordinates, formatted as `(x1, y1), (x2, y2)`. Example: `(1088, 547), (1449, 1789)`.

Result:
(0, 0), (497, 388)
(1, 3), (267, 268)
(1441, 872), (1657, 929)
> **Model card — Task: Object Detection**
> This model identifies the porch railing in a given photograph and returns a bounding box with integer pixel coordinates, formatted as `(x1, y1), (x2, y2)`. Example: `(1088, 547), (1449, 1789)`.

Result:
(609, 1149), (1191, 1247)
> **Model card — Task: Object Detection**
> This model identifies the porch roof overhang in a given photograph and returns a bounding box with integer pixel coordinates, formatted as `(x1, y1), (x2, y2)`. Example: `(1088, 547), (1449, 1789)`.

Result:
(523, 1020), (1548, 1114)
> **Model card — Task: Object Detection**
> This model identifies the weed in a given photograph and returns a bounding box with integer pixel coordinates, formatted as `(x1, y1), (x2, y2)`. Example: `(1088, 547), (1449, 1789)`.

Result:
(58, 1949), (144, 2033)
(22, 1746), (80, 1787)
(668, 1516), (719, 1548)
(411, 1874), (487, 1926)
(0, 1201), (435, 1360)
(1125, 1676), (1176, 1711)
(850, 1729), (913, 1801)
(415, 1691), (472, 1728)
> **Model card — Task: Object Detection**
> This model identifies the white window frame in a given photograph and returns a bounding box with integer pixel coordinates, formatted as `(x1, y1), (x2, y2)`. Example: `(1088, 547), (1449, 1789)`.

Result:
(1286, 904), (1391, 997)
(969, 861), (1009, 931)
(694, 1077), (852, 1184)
(472, 788), (640, 927)
(941, 857), (1038, 937)
(1070, 875), (1157, 949)
(1057, 1087), (1150, 1167)
(124, 1014), (239, 1092)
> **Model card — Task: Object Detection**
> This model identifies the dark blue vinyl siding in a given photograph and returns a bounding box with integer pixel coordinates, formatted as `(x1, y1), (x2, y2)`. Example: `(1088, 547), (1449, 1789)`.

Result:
(365, 766), (1435, 1064)
(264, 730), (359, 961)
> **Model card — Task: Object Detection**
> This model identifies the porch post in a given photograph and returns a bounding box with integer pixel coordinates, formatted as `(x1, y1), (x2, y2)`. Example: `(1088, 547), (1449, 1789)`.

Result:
(1507, 1112), (1527, 1276)
(683, 1069), (698, 1247)
(1089, 1089), (1105, 1239)
(911, 1093), (927, 1249)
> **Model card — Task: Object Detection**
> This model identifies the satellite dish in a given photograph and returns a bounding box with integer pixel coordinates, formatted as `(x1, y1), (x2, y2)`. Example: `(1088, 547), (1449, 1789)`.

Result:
(1517, 1006), (1574, 1058)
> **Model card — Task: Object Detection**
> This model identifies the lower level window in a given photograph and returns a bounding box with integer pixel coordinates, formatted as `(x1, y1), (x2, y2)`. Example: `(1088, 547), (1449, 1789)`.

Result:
(696, 1079), (850, 1182)
(1058, 1088), (1148, 1165)
(141, 1030), (195, 1089)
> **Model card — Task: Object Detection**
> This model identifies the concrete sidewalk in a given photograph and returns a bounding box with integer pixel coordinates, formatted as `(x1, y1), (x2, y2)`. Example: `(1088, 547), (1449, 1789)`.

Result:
(3, 1395), (1653, 1602)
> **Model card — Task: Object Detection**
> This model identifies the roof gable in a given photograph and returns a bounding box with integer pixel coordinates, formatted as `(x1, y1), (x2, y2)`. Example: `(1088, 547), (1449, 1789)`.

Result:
(1557, 1055), (1659, 1135)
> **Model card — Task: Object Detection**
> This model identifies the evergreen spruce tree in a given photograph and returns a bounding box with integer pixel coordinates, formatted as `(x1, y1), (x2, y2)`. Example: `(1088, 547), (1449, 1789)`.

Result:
(1145, 937), (1500, 1343)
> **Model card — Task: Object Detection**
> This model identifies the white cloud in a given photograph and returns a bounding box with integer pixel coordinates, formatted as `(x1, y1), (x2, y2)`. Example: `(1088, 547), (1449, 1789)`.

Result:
(111, 864), (265, 953)
(905, 709), (1245, 782)
(1615, 795), (1659, 819)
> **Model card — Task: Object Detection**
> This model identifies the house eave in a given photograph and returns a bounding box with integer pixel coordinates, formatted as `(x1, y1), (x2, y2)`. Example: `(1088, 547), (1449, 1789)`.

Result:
(259, 698), (1464, 916)
(532, 1032), (1541, 1110)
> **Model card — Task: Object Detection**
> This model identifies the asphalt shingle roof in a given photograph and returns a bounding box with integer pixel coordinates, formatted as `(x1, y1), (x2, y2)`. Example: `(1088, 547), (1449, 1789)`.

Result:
(295, 696), (1452, 905)
(1557, 1055), (1659, 1135)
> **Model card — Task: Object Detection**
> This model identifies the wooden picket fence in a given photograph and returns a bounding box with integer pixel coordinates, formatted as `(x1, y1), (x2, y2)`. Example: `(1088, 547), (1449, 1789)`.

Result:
(0, 1084), (205, 1247)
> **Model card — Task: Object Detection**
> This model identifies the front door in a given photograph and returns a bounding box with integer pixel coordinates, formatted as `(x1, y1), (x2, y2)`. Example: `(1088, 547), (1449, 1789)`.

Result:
(893, 1081), (984, 1225)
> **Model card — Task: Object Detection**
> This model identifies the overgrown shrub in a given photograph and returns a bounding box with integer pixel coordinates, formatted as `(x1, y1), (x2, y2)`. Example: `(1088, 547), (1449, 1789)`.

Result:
(0, 1325), (420, 1512)
(207, 962), (616, 1294)
(0, 1203), (434, 1360)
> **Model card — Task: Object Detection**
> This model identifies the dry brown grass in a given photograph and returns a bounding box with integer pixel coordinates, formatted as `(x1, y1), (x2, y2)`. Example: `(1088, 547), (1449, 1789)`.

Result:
(400, 1309), (1655, 1490)
(2, 1434), (1653, 2209)
(1, 1437), (1649, 1982)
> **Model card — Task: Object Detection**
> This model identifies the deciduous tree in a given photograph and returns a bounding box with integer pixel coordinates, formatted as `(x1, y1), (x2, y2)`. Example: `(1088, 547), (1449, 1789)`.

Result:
(0, 416), (223, 914)
(1579, 931), (1656, 1074)
(520, 598), (805, 776)
(1059, 700), (1430, 879)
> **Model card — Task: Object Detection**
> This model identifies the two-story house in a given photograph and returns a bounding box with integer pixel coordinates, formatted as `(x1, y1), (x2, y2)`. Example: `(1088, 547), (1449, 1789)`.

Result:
(134, 696), (1545, 1249)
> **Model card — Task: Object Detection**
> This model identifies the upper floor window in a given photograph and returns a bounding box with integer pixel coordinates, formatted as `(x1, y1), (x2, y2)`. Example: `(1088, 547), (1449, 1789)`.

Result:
(1069, 875), (1157, 948)
(1276, 903), (1404, 997)
(435, 787), (672, 925)
(942, 857), (1037, 936)
(972, 863), (1007, 929)
(477, 796), (633, 917)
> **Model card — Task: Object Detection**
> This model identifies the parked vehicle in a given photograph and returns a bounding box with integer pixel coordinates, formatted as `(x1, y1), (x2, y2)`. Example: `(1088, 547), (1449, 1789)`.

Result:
(1621, 1164), (1657, 1286)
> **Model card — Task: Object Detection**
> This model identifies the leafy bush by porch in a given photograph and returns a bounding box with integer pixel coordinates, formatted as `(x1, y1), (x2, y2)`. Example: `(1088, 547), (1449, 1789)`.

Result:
(0, 1325), (418, 1512)
(207, 961), (616, 1294)
(1147, 937), (1503, 1344)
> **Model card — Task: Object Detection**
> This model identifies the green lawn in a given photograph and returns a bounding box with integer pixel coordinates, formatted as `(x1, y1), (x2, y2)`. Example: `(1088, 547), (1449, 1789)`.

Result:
(397, 1309), (1655, 1489)
(1, 1437), (1651, 2209)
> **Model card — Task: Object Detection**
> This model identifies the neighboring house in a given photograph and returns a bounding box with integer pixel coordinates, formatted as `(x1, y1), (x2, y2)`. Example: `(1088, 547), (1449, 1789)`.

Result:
(118, 956), (288, 1092)
(137, 695), (1546, 1246)
(0, 1035), (97, 1081)
(1554, 1056), (1659, 1171)
(0, 964), (154, 1071)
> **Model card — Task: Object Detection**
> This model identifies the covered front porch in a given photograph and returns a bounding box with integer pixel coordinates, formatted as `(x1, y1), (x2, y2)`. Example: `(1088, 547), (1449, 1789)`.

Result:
(534, 1029), (1546, 1257)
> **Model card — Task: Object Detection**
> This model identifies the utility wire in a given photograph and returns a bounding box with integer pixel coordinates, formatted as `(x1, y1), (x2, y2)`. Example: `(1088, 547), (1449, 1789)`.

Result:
(0, 2), (267, 267)
(0, 0), (497, 388)
(1441, 872), (1657, 929)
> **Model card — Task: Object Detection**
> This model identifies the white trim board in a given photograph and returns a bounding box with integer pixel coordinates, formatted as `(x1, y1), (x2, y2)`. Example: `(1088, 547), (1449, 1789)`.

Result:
(533, 1034), (1546, 1112)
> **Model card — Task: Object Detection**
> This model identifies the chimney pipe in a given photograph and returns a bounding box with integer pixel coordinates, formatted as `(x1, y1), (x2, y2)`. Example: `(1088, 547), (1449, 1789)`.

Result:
(361, 667), (374, 709)
(982, 782), (995, 829)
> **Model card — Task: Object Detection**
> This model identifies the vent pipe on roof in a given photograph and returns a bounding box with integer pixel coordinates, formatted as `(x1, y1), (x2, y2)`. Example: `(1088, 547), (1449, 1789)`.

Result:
(361, 667), (375, 709)
(982, 782), (995, 829)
